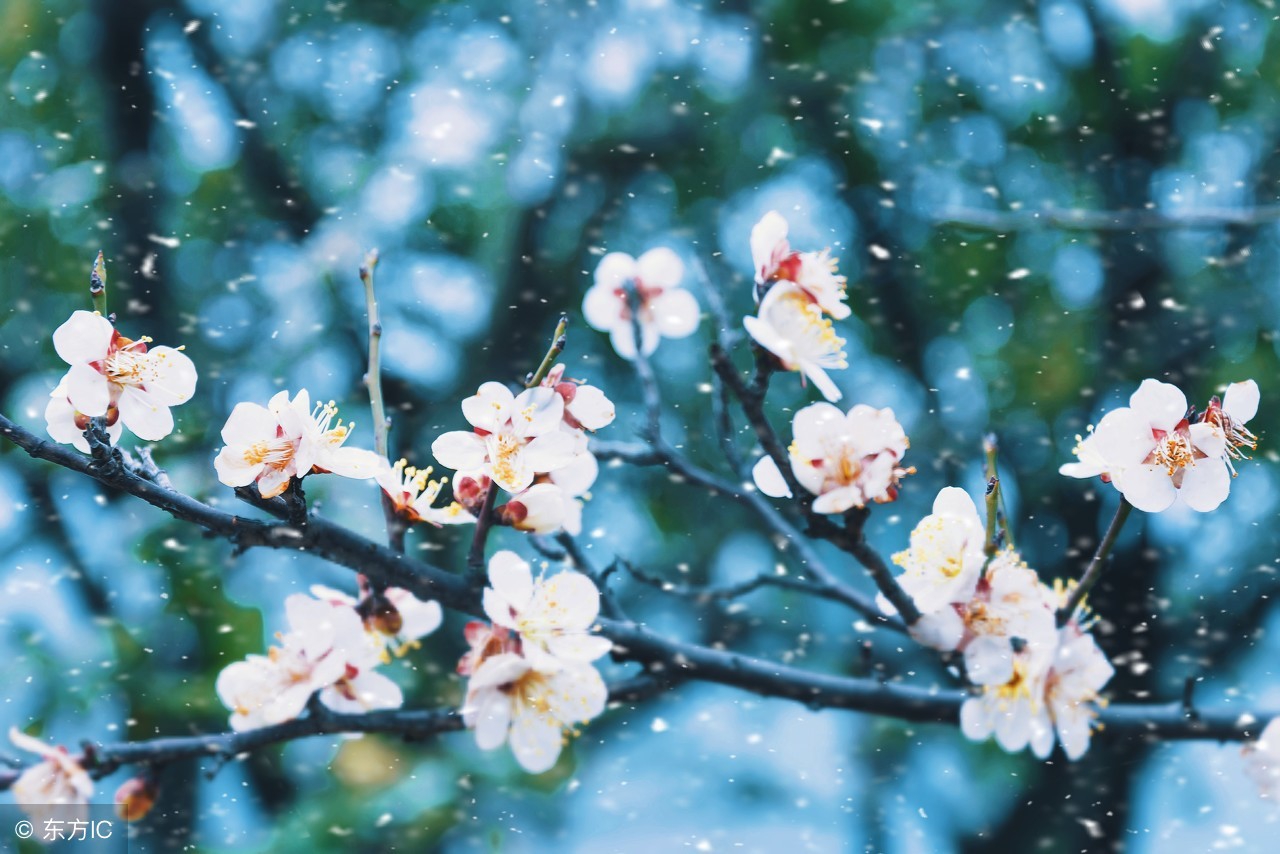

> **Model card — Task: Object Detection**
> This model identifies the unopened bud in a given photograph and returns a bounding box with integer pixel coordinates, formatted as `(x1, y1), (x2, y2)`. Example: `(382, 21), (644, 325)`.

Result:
(114, 775), (158, 822)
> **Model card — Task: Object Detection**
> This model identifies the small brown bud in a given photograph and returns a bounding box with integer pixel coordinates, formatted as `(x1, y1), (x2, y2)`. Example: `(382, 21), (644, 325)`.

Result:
(115, 775), (158, 822)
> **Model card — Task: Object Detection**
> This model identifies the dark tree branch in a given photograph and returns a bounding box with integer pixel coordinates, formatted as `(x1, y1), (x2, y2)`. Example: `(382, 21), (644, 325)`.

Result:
(2, 413), (1273, 750)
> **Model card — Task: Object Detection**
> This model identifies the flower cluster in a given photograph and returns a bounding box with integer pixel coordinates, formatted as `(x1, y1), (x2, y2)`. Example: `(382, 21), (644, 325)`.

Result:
(46, 310), (198, 451)
(752, 401), (912, 513)
(882, 488), (1114, 760)
(216, 585), (442, 731)
(374, 458), (475, 527)
(583, 247), (700, 359)
(459, 551), (612, 773)
(743, 212), (851, 402)
(1060, 378), (1260, 513)
(215, 389), (384, 499)
(432, 370), (615, 535)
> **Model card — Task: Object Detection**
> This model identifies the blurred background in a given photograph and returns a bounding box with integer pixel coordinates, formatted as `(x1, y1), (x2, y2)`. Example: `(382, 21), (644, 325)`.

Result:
(0, 0), (1279, 850)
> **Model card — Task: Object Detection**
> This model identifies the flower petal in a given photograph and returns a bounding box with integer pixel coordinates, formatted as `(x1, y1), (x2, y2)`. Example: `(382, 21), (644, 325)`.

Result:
(750, 211), (789, 283)
(1115, 465), (1176, 513)
(52, 311), (113, 366)
(522, 430), (579, 474)
(592, 252), (638, 291)
(64, 362), (110, 417)
(1223, 379), (1259, 424)
(118, 387), (174, 441)
(583, 284), (625, 334)
(431, 431), (488, 472)
(1177, 459), (1231, 513)
(650, 288), (700, 340)
(511, 387), (564, 438)
(142, 346), (198, 406)
(566, 386), (615, 431)
(508, 703), (564, 774)
(1129, 379), (1187, 432)
(751, 456), (792, 498)
(636, 247), (684, 290)
(488, 550), (534, 613)
(462, 382), (516, 432)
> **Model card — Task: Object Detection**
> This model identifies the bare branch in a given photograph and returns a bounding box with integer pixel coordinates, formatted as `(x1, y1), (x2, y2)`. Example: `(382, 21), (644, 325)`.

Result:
(932, 204), (1280, 232)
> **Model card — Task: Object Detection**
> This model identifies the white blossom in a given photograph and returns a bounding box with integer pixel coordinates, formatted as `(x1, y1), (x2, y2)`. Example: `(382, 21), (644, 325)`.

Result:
(462, 652), (608, 774)
(215, 593), (398, 731)
(375, 458), (475, 526)
(744, 283), (848, 402)
(1200, 379), (1260, 475)
(8, 728), (94, 827)
(482, 550), (613, 671)
(750, 210), (851, 319)
(582, 248), (699, 359)
(45, 378), (123, 454)
(752, 401), (911, 513)
(431, 382), (578, 494)
(48, 309), (197, 444)
(214, 389), (383, 498)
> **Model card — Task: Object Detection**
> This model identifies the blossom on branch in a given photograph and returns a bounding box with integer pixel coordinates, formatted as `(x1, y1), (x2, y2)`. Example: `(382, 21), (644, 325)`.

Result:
(431, 382), (577, 494)
(375, 458), (474, 526)
(582, 247), (700, 359)
(752, 401), (911, 513)
(45, 378), (123, 453)
(482, 550), (613, 670)
(1060, 378), (1258, 513)
(460, 552), (612, 774)
(876, 487), (986, 648)
(216, 593), (404, 731)
(214, 389), (383, 499)
(751, 210), (851, 319)
(309, 584), (444, 659)
(47, 309), (197, 446)
(744, 283), (849, 402)
(1200, 379), (1260, 475)
(8, 728), (93, 826)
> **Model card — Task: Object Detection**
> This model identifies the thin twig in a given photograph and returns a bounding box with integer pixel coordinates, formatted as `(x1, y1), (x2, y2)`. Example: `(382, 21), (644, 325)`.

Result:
(933, 204), (1280, 232)
(1056, 498), (1134, 627)
(359, 250), (407, 554)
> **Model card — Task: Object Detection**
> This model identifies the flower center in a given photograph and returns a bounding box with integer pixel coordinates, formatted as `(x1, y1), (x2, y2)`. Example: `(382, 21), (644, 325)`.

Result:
(489, 431), (523, 485)
(311, 400), (352, 447)
(772, 290), (846, 363)
(244, 437), (295, 468)
(1146, 427), (1200, 476)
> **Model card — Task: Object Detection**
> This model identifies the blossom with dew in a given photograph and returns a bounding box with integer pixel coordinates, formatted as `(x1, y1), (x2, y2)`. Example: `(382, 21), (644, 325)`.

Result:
(431, 382), (578, 494)
(462, 651), (608, 774)
(214, 389), (383, 499)
(958, 551), (1058, 676)
(482, 550), (613, 671)
(582, 248), (700, 359)
(215, 593), (397, 731)
(309, 583), (444, 659)
(750, 210), (850, 319)
(48, 309), (197, 444)
(8, 728), (94, 827)
(744, 283), (849, 402)
(1199, 379), (1260, 475)
(1060, 379), (1248, 512)
(375, 458), (475, 526)
(45, 378), (123, 453)
(875, 487), (985, 648)
(1244, 718), (1280, 799)
(753, 401), (911, 513)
